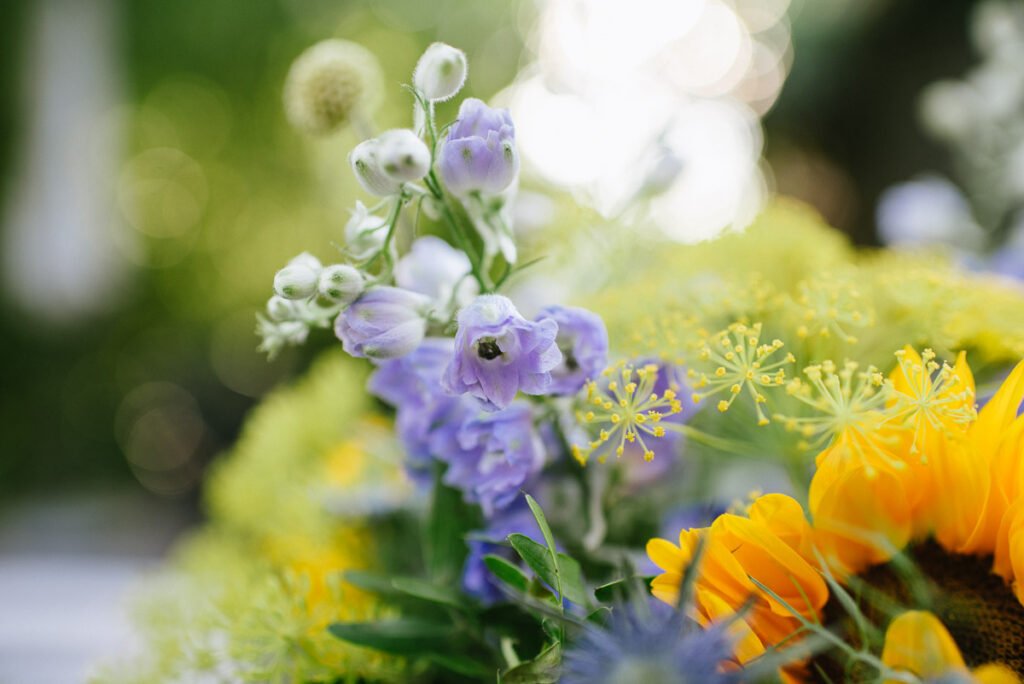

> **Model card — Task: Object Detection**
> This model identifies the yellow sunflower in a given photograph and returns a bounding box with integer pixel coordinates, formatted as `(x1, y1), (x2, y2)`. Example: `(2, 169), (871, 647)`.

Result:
(648, 351), (1024, 681)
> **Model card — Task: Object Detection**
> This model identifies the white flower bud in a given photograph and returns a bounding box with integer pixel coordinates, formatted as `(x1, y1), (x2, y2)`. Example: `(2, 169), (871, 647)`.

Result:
(350, 139), (404, 196)
(377, 129), (431, 182)
(318, 264), (364, 304)
(288, 252), (323, 271)
(344, 201), (388, 260)
(413, 43), (468, 102)
(267, 295), (299, 321)
(274, 264), (319, 300)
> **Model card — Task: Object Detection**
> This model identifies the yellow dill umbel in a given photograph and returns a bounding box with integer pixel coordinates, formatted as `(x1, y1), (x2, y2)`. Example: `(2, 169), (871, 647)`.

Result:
(886, 347), (977, 458)
(687, 322), (793, 426)
(776, 360), (890, 449)
(572, 361), (683, 465)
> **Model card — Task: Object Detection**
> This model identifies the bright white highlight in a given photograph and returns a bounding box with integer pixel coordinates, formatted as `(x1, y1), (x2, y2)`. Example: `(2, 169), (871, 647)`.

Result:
(506, 0), (792, 241)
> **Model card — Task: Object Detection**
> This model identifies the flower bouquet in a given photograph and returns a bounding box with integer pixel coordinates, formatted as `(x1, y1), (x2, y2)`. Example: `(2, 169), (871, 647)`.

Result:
(105, 38), (1024, 684)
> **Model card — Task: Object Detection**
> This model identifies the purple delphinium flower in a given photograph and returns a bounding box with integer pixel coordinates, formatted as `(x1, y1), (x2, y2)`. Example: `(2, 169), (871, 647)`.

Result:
(368, 338), (457, 475)
(462, 504), (541, 603)
(430, 400), (545, 517)
(438, 98), (519, 196)
(442, 295), (562, 411)
(535, 305), (608, 395)
(394, 236), (478, 311)
(335, 286), (431, 359)
(561, 601), (737, 684)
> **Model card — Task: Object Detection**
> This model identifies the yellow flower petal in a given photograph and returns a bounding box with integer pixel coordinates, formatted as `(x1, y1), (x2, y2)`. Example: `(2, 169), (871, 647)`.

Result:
(748, 493), (816, 559)
(927, 438), (990, 554)
(994, 498), (1024, 583)
(881, 610), (966, 682)
(974, 361), (1024, 455)
(696, 587), (767, 665)
(646, 537), (687, 573)
(811, 464), (911, 578)
(973, 663), (1022, 684)
(712, 514), (828, 620)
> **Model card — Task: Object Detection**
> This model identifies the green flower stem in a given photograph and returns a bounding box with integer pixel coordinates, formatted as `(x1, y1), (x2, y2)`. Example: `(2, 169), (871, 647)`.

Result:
(424, 170), (492, 292)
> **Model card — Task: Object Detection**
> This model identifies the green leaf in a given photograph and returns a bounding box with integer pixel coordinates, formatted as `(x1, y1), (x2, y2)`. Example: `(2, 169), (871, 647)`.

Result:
(508, 534), (558, 591)
(501, 641), (561, 684)
(524, 494), (558, 559)
(593, 575), (656, 604)
(328, 620), (457, 655)
(585, 606), (612, 625)
(508, 534), (590, 606)
(555, 552), (591, 606)
(343, 570), (402, 596)
(425, 652), (495, 678)
(484, 554), (530, 593)
(390, 577), (468, 610)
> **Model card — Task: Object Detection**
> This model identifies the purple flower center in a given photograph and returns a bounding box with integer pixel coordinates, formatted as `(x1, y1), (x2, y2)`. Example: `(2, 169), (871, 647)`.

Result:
(477, 337), (503, 360)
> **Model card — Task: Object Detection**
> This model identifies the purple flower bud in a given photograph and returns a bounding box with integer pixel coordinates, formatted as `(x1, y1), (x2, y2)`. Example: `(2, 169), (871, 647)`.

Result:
(438, 98), (519, 197)
(442, 295), (562, 411)
(431, 400), (545, 517)
(334, 286), (431, 359)
(535, 305), (608, 395)
(395, 236), (478, 311)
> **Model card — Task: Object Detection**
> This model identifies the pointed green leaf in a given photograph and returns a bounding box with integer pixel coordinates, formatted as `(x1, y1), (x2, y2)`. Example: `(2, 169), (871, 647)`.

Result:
(524, 494), (558, 559)
(484, 554), (530, 593)
(508, 534), (558, 591)
(501, 641), (561, 684)
(594, 575), (656, 604)
(328, 620), (456, 655)
(391, 577), (468, 609)
(555, 552), (591, 606)
(425, 652), (495, 678)
(508, 534), (590, 606)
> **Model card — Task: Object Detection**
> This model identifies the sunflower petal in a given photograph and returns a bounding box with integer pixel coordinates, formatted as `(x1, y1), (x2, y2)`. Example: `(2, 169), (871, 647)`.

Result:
(974, 361), (1024, 454)
(972, 663), (1022, 684)
(881, 610), (966, 682)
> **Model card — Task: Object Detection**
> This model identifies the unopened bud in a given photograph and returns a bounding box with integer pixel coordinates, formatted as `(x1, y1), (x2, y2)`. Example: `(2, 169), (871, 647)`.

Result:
(413, 43), (468, 102)
(318, 264), (364, 304)
(289, 252), (323, 271)
(274, 264), (319, 300)
(267, 295), (299, 321)
(334, 287), (431, 359)
(344, 201), (388, 260)
(377, 129), (431, 182)
(350, 138), (404, 197)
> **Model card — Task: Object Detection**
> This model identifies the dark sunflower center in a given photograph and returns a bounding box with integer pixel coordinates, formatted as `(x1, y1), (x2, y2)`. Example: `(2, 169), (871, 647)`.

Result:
(477, 338), (503, 360)
(812, 541), (1024, 681)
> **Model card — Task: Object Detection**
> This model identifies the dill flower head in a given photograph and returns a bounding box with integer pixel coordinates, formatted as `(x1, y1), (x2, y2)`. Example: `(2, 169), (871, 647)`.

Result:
(283, 39), (383, 135)
(688, 322), (793, 426)
(793, 275), (874, 344)
(775, 359), (893, 459)
(886, 346), (977, 457)
(572, 361), (685, 465)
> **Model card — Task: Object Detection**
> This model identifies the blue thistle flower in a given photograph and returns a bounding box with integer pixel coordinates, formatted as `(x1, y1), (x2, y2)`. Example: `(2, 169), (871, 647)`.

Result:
(561, 601), (737, 684)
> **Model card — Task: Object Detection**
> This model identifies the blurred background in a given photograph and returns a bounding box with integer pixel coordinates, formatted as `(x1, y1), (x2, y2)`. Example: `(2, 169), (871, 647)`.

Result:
(0, 0), (1019, 680)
